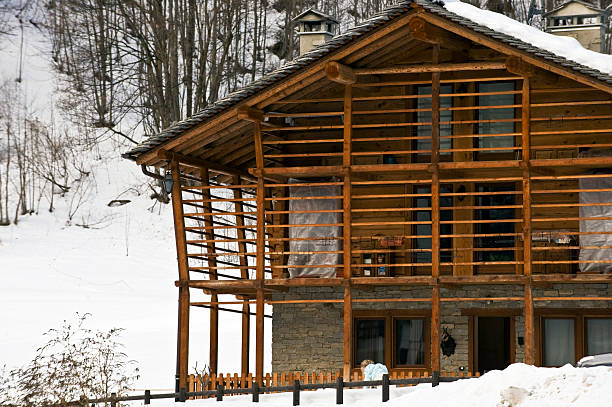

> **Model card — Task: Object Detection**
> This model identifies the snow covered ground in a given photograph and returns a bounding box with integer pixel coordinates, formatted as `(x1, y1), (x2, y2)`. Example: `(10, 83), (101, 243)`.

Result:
(142, 363), (612, 407)
(0, 150), (273, 389)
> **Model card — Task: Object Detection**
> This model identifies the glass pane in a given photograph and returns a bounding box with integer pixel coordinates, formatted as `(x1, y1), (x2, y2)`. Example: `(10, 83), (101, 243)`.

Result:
(417, 85), (452, 152)
(395, 319), (425, 365)
(587, 318), (612, 355)
(355, 319), (385, 364)
(478, 82), (515, 150)
(544, 318), (575, 366)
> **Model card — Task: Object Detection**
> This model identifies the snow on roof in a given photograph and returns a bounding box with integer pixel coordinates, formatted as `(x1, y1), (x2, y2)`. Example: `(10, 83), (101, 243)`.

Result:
(445, 1), (612, 75)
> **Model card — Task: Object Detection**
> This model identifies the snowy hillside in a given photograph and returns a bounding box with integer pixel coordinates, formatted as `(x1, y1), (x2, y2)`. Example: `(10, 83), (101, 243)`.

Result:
(0, 22), (271, 390)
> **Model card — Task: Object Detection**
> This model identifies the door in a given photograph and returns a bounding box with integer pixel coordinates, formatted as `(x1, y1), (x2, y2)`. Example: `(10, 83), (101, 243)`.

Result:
(474, 317), (512, 374)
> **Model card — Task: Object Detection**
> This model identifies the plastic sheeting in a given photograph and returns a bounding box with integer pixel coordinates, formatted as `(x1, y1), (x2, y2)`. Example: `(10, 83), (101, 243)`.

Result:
(579, 168), (612, 273)
(287, 179), (341, 278)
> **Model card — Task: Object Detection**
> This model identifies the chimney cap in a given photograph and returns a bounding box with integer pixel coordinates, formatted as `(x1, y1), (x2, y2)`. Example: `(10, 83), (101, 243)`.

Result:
(292, 8), (339, 24)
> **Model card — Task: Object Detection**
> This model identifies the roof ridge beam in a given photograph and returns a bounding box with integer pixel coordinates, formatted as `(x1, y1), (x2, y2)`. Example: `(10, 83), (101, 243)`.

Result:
(408, 16), (470, 52)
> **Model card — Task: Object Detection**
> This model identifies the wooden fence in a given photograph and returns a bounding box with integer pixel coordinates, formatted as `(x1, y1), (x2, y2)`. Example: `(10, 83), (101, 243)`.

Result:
(46, 371), (481, 406)
(185, 370), (481, 400)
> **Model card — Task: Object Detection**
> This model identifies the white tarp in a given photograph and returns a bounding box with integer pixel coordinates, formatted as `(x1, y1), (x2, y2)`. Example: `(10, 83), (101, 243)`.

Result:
(579, 168), (612, 273)
(287, 180), (341, 278)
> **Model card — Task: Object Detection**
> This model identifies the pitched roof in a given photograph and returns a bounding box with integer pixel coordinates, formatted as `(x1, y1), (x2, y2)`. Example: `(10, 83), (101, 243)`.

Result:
(124, 0), (612, 162)
(292, 9), (340, 24)
(542, 0), (605, 17)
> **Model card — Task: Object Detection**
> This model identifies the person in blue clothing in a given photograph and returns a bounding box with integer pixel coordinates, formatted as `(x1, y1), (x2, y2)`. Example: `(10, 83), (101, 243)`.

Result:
(360, 359), (388, 381)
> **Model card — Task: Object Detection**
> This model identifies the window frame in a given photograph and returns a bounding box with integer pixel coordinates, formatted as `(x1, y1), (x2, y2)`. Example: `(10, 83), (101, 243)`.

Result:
(474, 80), (519, 161)
(353, 309), (431, 371)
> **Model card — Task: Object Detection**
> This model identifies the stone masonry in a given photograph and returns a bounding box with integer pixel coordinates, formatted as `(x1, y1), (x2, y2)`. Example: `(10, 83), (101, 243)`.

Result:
(271, 283), (612, 373)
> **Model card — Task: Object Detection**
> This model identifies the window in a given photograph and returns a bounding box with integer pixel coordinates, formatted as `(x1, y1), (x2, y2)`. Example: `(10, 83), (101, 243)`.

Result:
(477, 82), (515, 152)
(586, 318), (612, 355)
(475, 184), (515, 263)
(354, 313), (429, 369)
(416, 85), (453, 153)
(543, 318), (575, 367)
(395, 319), (425, 365)
(539, 313), (612, 366)
(414, 186), (452, 264)
(355, 319), (385, 364)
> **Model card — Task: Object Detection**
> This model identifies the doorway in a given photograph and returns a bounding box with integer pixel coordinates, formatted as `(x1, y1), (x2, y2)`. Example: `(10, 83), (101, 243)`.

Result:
(474, 316), (512, 374)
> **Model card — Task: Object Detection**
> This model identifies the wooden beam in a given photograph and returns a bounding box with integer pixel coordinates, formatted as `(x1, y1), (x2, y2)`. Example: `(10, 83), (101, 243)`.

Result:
(233, 175), (251, 377)
(170, 161), (190, 391)
(353, 61), (506, 75)
(237, 106), (265, 122)
(430, 44), (441, 379)
(408, 17), (470, 52)
(505, 56), (537, 78)
(200, 167), (218, 375)
(506, 56), (559, 86)
(343, 283), (352, 378)
(254, 121), (265, 385)
(522, 77), (532, 280)
(158, 149), (255, 181)
(342, 83), (353, 379)
(524, 281), (535, 365)
(326, 62), (356, 85)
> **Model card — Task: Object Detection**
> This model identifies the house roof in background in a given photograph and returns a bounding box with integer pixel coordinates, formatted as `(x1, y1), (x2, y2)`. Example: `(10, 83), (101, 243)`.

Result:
(123, 0), (612, 163)
(292, 9), (340, 24)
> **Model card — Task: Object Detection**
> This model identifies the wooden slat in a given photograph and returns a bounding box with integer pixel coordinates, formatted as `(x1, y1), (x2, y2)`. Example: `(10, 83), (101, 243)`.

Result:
(171, 161), (190, 391)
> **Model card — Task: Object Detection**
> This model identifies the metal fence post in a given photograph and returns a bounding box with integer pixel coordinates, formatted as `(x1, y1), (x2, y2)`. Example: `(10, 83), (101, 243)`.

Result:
(382, 374), (389, 402)
(144, 390), (151, 405)
(432, 371), (440, 387)
(110, 392), (117, 407)
(336, 376), (343, 405)
(292, 379), (300, 406)
(179, 387), (187, 402)
(216, 383), (224, 401)
(252, 380), (259, 403)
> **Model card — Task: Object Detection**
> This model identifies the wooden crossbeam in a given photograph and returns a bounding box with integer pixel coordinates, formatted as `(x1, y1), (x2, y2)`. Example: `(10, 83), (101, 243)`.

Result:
(353, 61), (506, 75)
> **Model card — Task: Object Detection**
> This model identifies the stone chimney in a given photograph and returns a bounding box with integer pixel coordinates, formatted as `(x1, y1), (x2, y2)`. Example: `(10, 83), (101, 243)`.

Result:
(544, 0), (608, 52)
(293, 9), (339, 56)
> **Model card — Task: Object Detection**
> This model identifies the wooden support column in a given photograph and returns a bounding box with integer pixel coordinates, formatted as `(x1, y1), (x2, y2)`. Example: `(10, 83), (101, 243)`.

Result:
(521, 77), (535, 365)
(254, 121), (265, 384)
(171, 160), (190, 392)
(430, 45), (441, 377)
(200, 167), (218, 375)
(342, 84), (353, 378)
(453, 82), (475, 276)
(232, 175), (250, 377)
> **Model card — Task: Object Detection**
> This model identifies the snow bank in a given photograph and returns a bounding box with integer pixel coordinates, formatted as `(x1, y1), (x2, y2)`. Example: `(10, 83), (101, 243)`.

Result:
(151, 363), (612, 406)
(445, 2), (612, 76)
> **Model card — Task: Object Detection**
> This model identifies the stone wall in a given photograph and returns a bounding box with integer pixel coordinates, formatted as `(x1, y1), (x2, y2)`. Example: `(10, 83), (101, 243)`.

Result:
(270, 283), (611, 373)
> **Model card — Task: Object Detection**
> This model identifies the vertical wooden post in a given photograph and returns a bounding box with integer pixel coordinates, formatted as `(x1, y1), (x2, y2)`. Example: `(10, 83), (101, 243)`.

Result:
(521, 77), (535, 365)
(171, 160), (190, 392)
(200, 167), (218, 375)
(254, 121), (265, 384)
(342, 84), (353, 378)
(233, 175), (251, 377)
(430, 45), (441, 378)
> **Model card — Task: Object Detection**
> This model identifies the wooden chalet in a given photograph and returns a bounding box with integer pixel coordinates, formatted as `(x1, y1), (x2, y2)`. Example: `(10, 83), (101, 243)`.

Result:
(124, 0), (612, 392)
